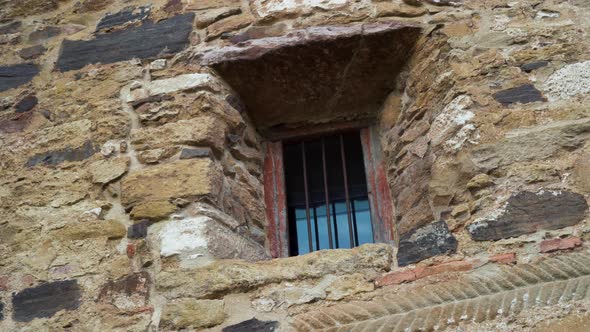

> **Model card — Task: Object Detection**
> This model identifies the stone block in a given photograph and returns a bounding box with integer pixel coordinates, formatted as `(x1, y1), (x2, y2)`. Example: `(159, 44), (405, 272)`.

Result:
(540, 237), (583, 253)
(376, 260), (474, 286)
(57, 13), (194, 71)
(206, 14), (254, 40)
(542, 61), (590, 101)
(130, 117), (227, 156)
(14, 94), (37, 113)
(123, 74), (217, 103)
(520, 60), (548, 73)
(0, 63), (39, 92)
(161, 299), (225, 329)
(180, 147), (212, 159)
(375, 2), (427, 17)
(397, 220), (458, 266)
(223, 318), (279, 332)
(157, 215), (268, 267)
(96, 5), (151, 32)
(89, 157), (130, 184)
(12, 280), (81, 322)
(130, 201), (177, 221)
(98, 272), (150, 310)
(121, 159), (221, 209)
(127, 220), (152, 239)
(18, 45), (46, 60)
(54, 220), (126, 241)
(196, 7), (242, 29)
(25, 140), (97, 167)
(157, 244), (392, 298)
(468, 191), (588, 241)
(492, 84), (545, 105)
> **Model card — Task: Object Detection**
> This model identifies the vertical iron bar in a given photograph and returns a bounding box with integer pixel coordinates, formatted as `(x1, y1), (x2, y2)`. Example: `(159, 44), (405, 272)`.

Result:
(313, 206), (320, 251)
(340, 134), (355, 247)
(301, 142), (313, 253)
(321, 138), (334, 249)
(351, 200), (359, 246)
(332, 203), (339, 248)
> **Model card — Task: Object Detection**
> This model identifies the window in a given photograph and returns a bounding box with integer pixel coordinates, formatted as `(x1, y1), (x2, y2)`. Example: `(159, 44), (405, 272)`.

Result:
(283, 131), (373, 256)
(264, 126), (394, 258)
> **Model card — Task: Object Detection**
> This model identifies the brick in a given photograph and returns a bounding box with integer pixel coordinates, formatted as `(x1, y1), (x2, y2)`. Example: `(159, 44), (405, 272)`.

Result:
(126, 243), (136, 258)
(540, 237), (583, 253)
(98, 272), (150, 310)
(490, 252), (517, 265)
(376, 260), (473, 287)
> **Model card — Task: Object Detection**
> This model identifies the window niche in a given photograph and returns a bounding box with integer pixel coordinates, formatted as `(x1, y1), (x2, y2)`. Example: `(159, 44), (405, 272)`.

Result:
(200, 21), (421, 258)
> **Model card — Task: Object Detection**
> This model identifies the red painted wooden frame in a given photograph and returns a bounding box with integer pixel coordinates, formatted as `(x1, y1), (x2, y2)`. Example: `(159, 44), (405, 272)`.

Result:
(263, 127), (395, 258)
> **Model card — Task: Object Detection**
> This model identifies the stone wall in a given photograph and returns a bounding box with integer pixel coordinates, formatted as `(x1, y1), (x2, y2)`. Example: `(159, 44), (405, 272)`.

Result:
(1, 0), (590, 331)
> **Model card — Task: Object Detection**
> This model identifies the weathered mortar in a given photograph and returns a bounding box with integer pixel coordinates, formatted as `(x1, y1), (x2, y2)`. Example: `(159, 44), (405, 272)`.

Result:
(1, 0), (590, 331)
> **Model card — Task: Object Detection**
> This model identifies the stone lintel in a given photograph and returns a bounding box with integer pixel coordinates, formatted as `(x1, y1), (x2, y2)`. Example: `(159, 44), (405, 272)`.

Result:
(199, 22), (422, 130)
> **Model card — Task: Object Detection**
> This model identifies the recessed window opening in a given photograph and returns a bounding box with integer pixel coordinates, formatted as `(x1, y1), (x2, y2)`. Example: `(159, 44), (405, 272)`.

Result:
(283, 130), (373, 256)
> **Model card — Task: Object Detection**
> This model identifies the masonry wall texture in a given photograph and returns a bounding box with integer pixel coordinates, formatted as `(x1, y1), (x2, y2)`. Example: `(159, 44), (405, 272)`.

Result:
(1, 0), (590, 331)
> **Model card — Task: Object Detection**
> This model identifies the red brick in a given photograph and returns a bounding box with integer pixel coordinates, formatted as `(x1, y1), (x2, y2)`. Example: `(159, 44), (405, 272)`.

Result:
(0, 275), (9, 290)
(490, 252), (517, 265)
(540, 237), (583, 253)
(127, 243), (136, 258)
(376, 260), (474, 287)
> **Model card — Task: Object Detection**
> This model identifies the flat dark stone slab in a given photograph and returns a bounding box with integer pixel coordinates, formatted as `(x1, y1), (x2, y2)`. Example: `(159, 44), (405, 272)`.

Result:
(0, 300), (3, 320)
(521, 60), (548, 73)
(127, 220), (152, 239)
(223, 318), (279, 332)
(98, 272), (150, 306)
(0, 21), (21, 34)
(493, 84), (546, 105)
(0, 63), (39, 92)
(12, 279), (81, 322)
(468, 190), (588, 241)
(180, 147), (212, 159)
(18, 44), (46, 60)
(57, 13), (194, 72)
(200, 22), (421, 130)
(26, 140), (97, 167)
(397, 220), (458, 266)
(15, 94), (37, 113)
(96, 5), (151, 32)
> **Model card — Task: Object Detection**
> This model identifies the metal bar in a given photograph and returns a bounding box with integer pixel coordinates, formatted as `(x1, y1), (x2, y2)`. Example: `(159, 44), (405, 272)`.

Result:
(340, 134), (355, 247)
(321, 138), (334, 249)
(301, 142), (313, 253)
(351, 200), (359, 246)
(313, 206), (320, 251)
(332, 202), (339, 248)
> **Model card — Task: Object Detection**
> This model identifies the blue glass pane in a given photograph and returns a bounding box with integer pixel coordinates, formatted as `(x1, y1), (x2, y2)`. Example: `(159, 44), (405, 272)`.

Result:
(295, 208), (316, 255)
(333, 202), (352, 248)
(354, 199), (373, 245)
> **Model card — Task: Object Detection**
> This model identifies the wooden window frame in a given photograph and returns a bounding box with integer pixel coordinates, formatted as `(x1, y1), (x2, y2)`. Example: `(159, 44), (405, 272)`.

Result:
(264, 125), (395, 258)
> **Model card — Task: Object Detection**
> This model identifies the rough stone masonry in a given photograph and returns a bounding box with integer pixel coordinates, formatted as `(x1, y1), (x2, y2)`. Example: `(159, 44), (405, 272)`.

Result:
(0, 0), (590, 331)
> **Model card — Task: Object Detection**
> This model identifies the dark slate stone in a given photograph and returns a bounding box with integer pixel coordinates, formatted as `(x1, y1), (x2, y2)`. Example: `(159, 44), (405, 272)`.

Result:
(127, 220), (152, 239)
(520, 60), (549, 73)
(28, 26), (61, 43)
(397, 220), (458, 267)
(12, 279), (81, 322)
(98, 272), (150, 305)
(96, 5), (151, 32)
(57, 13), (194, 72)
(222, 318), (279, 332)
(179, 147), (212, 159)
(468, 191), (588, 241)
(0, 300), (3, 320)
(18, 44), (46, 60)
(0, 21), (21, 35)
(493, 84), (546, 105)
(0, 64), (39, 92)
(15, 94), (37, 113)
(25, 140), (97, 167)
